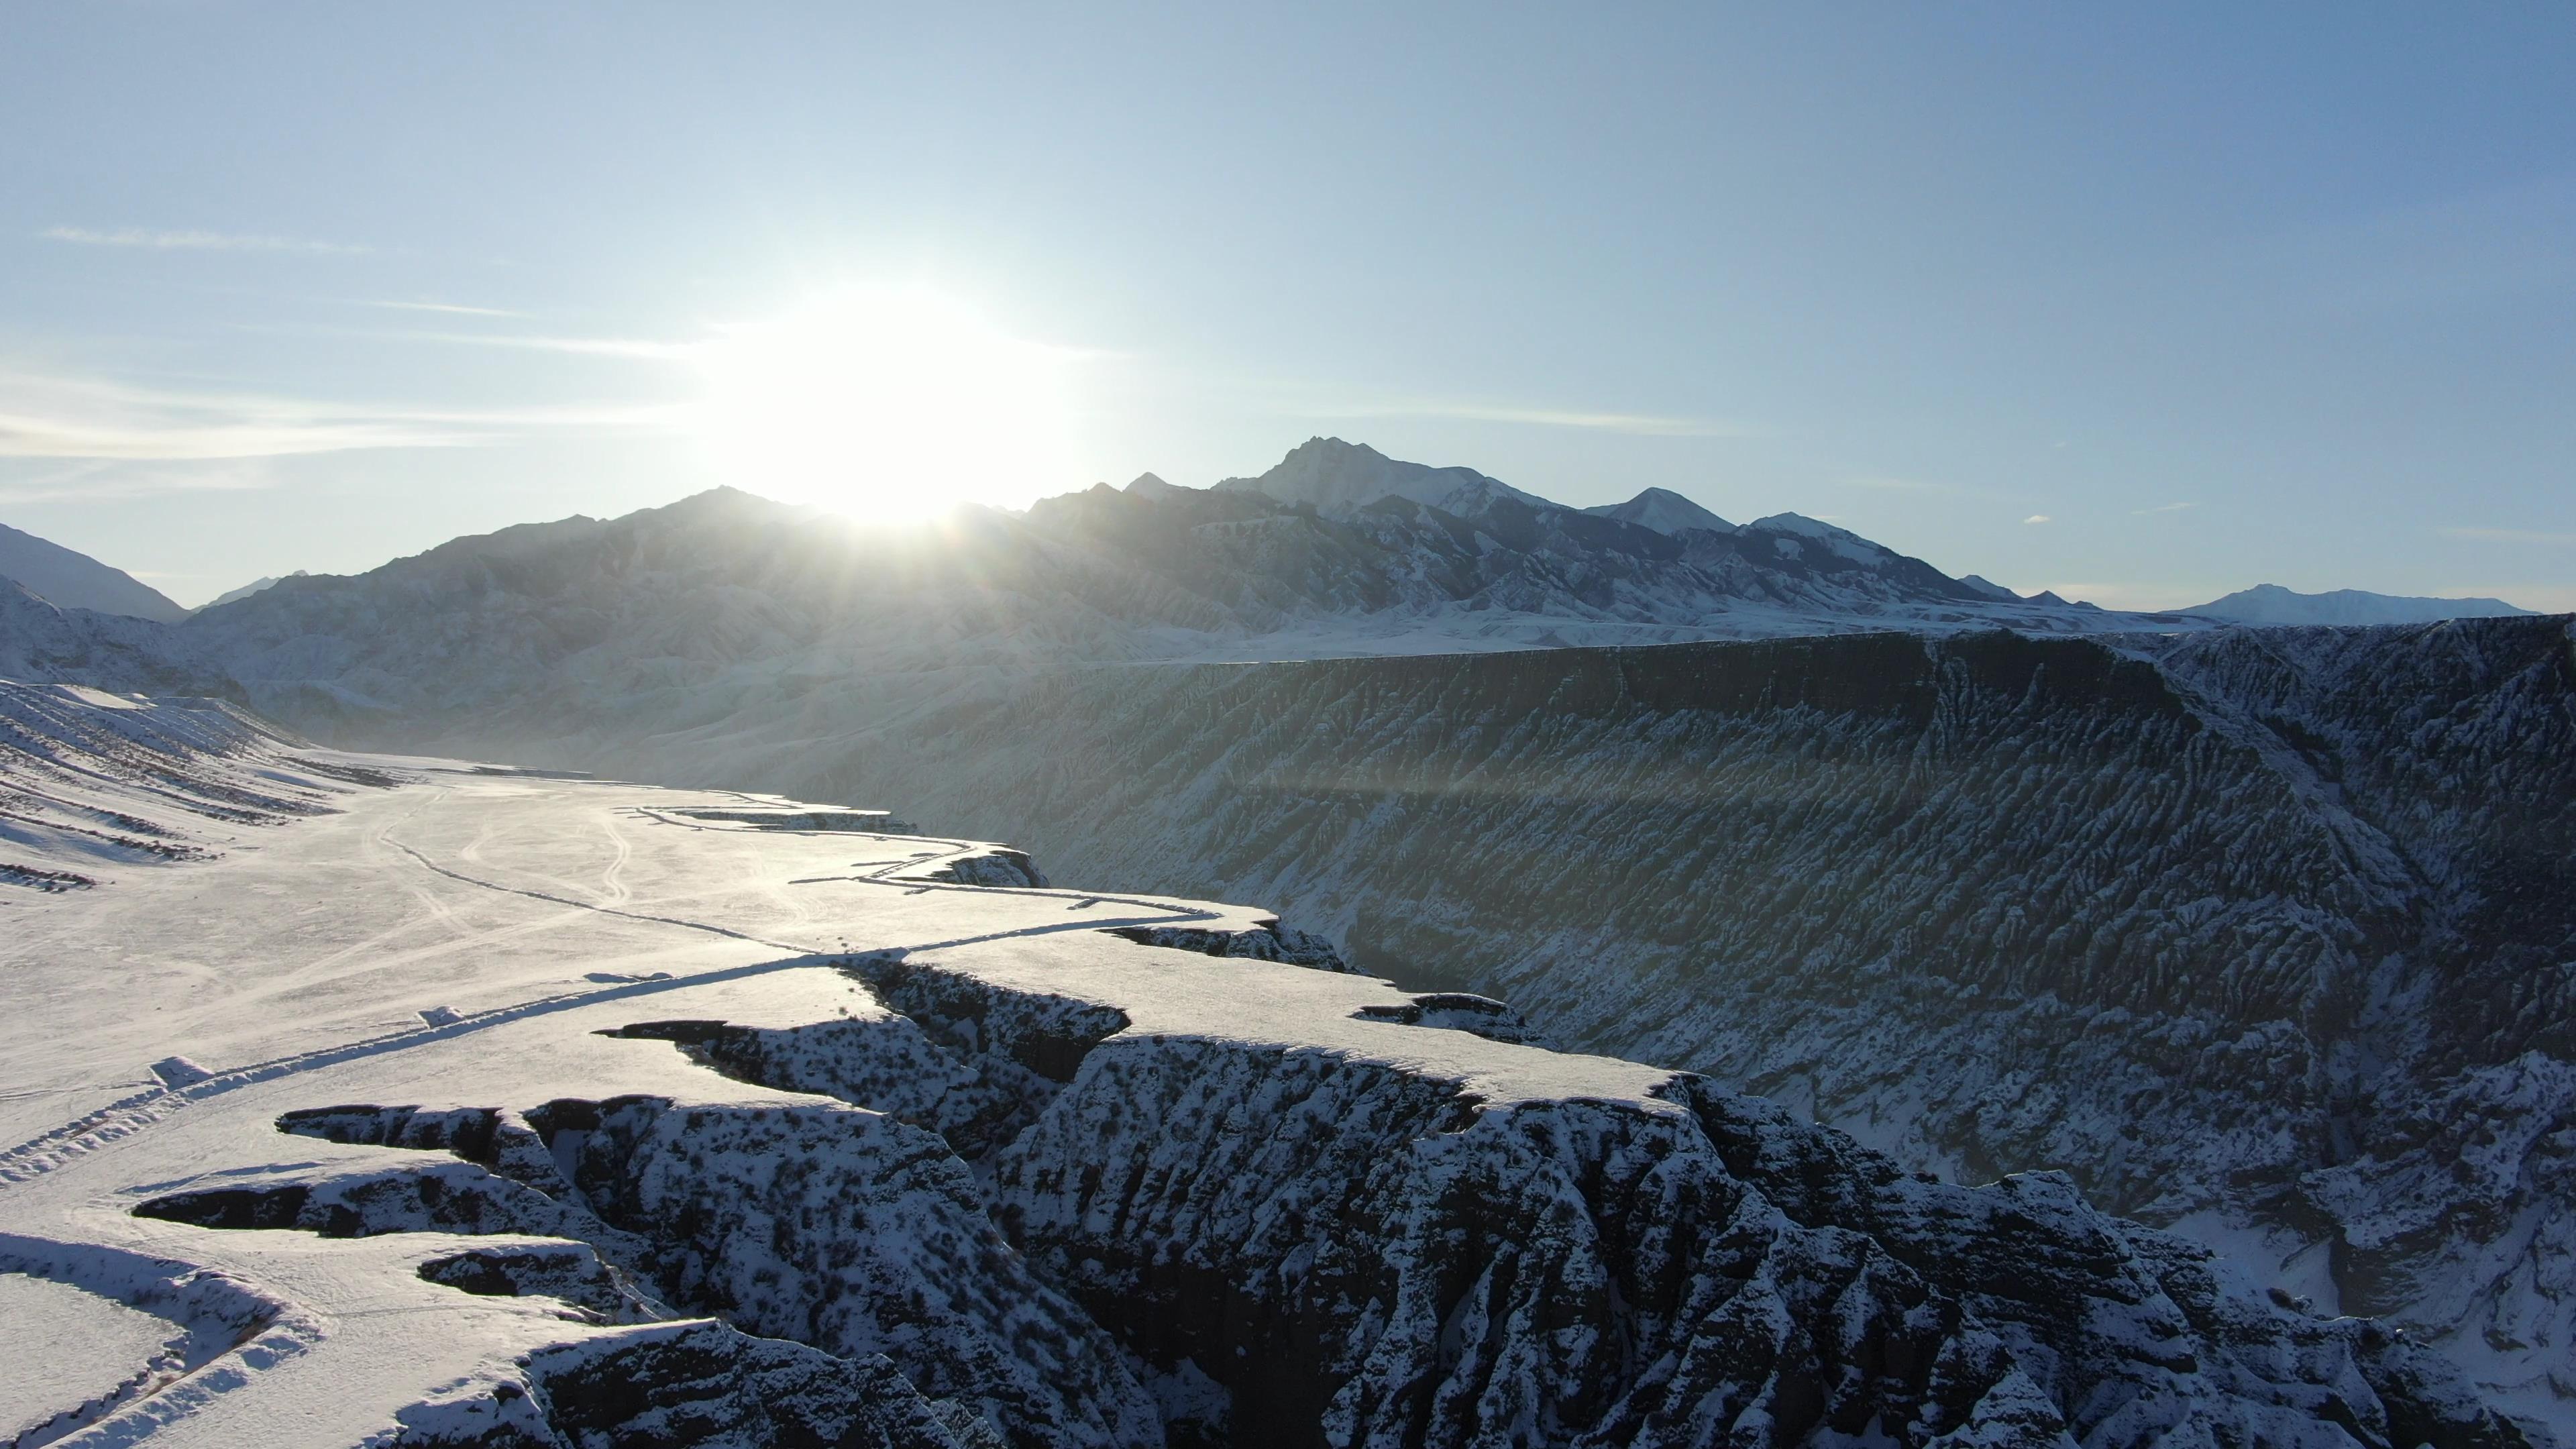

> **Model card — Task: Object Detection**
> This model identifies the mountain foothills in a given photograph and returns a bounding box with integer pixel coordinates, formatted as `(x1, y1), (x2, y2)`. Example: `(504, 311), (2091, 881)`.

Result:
(0, 682), (2542, 1448)
(3, 439), (2573, 1441)
(2186, 584), (2534, 627)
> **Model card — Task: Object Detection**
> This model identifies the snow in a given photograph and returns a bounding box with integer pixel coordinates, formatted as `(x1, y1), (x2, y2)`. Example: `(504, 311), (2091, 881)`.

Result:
(0, 743), (1654, 1442)
(0, 685), (2532, 1444)
(776, 615), (2576, 1440)
(1742, 511), (1890, 565)
(0, 1270), (187, 1443)
(1579, 486), (1734, 535)
(1213, 435), (1555, 519)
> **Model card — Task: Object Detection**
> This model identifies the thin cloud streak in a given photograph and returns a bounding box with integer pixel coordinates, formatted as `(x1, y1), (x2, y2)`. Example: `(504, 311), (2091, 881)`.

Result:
(2443, 526), (2576, 545)
(0, 370), (682, 462)
(42, 225), (370, 256)
(1320, 399), (1750, 437)
(360, 299), (528, 319)
(2024, 514), (2051, 524)
(2132, 500), (2198, 515)
(402, 330), (700, 361)
(0, 458), (280, 504)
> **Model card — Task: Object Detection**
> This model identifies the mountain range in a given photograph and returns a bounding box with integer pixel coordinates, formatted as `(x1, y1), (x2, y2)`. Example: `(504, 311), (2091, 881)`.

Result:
(3, 438), (2572, 1432)
(2, 439), (2529, 637)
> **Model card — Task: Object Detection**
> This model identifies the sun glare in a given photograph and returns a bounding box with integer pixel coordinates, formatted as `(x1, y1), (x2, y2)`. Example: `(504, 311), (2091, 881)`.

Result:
(692, 287), (1077, 517)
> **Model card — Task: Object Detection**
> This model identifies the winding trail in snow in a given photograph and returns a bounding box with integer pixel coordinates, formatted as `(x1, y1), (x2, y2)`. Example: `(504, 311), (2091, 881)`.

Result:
(0, 812), (1221, 1190)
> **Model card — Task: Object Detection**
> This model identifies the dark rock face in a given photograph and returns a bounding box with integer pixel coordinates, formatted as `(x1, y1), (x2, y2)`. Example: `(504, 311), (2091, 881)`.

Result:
(778, 618), (2576, 1421)
(925, 849), (1051, 888)
(1107, 922), (1356, 973)
(386, 1318), (1004, 1448)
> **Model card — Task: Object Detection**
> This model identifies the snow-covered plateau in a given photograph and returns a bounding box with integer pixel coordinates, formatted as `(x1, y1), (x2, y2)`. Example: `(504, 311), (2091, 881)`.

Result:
(0, 682), (2541, 1446)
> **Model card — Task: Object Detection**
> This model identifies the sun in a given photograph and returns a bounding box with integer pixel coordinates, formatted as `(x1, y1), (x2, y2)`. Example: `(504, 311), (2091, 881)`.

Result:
(692, 286), (1077, 517)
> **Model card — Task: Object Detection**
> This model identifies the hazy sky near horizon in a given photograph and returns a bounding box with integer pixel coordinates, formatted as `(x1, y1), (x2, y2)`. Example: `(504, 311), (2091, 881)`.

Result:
(3, 5), (2571, 609)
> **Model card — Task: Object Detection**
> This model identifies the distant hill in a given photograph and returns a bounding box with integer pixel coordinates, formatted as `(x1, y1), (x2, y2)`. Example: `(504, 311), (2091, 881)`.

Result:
(2189, 583), (2531, 627)
(1580, 486), (1733, 535)
(0, 522), (186, 621)
(199, 570), (310, 611)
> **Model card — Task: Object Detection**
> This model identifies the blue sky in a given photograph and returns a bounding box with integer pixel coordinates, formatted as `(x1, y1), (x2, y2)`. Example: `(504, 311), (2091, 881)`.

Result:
(3, 4), (2571, 609)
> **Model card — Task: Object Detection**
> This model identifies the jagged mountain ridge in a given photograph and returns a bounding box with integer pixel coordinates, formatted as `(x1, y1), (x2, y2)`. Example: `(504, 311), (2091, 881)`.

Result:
(0, 451), (2203, 754)
(735, 616), (2576, 1430)
(200, 570), (309, 611)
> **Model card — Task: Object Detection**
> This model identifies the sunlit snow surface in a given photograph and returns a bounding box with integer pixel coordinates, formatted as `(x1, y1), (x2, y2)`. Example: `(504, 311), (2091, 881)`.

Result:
(0, 684), (2540, 1446)
(0, 738), (1644, 1444)
(0, 1271), (186, 1442)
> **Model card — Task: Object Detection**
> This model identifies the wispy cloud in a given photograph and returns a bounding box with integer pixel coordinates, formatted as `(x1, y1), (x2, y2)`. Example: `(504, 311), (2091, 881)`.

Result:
(0, 458), (281, 504)
(1847, 474), (1947, 493)
(405, 331), (698, 361)
(359, 299), (527, 319)
(0, 369), (678, 462)
(2024, 514), (2051, 525)
(2131, 500), (2198, 515)
(2443, 526), (2576, 545)
(1319, 399), (1748, 437)
(42, 225), (370, 256)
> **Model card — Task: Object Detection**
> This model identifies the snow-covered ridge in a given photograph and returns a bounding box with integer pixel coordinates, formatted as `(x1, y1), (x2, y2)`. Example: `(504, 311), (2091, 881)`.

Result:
(0, 725), (2534, 1444)
(0, 676), (391, 892)
(2185, 582), (2534, 626)
(0, 520), (188, 623)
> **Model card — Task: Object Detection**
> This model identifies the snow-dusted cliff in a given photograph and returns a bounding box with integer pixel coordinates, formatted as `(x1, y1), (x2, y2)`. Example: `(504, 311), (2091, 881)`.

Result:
(0, 696), (2535, 1445)
(745, 616), (2576, 1430)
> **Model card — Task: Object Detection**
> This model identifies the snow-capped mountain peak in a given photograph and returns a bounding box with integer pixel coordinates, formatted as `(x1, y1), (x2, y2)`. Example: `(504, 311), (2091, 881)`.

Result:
(1581, 486), (1733, 535)
(1216, 436), (1552, 519)
(1741, 512), (1898, 566)
(1122, 471), (1192, 499)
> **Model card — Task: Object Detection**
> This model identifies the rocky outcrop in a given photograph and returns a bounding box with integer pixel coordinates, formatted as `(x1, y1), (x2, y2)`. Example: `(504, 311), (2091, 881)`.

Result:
(1107, 921), (1356, 973)
(252, 1089), (1156, 1449)
(409, 1318), (1006, 1448)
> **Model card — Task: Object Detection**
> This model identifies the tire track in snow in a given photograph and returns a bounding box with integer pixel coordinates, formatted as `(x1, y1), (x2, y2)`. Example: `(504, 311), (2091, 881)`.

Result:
(0, 843), (1220, 1188)
(596, 812), (634, 908)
